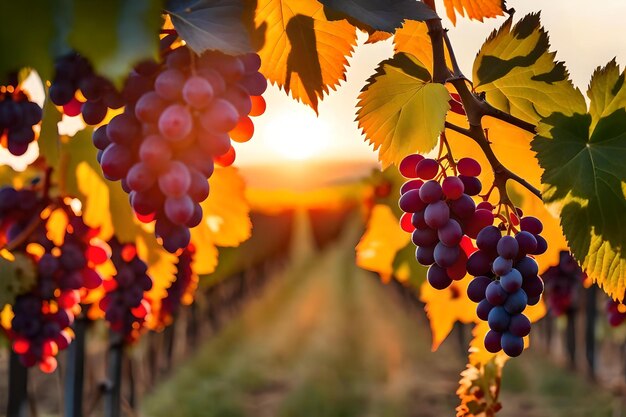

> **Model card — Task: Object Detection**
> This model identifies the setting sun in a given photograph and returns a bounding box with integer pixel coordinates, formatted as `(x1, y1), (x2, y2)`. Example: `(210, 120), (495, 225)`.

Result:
(261, 106), (331, 161)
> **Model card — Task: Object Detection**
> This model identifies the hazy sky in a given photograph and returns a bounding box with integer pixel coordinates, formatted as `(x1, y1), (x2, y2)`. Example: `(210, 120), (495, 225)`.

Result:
(234, 0), (626, 166)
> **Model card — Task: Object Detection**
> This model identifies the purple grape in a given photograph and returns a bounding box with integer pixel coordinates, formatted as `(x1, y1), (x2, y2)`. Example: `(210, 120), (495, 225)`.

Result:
(415, 245), (435, 265)
(533, 235), (548, 255)
(100, 144), (132, 181)
(488, 306), (511, 332)
(106, 113), (140, 145)
(411, 210), (427, 229)
(522, 275), (544, 299)
(450, 194), (476, 219)
(492, 256), (513, 276)
(520, 216), (543, 235)
(515, 231), (537, 254)
(484, 330), (502, 353)
(504, 289), (528, 314)
(442, 176), (464, 200)
(159, 104), (193, 142)
(155, 69), (185, 101)
(467, 276), (491, 302)
(126, 162), (155, 192)
(459, 175), (481, 196)
(135, 91), (167, 123)
(501, 332), (524, 357)
(399, 189), (425, 213)
(509, 314), (531, 337)
(486, 281), (508, 305)
(419, 180), (443, 204)
(424, 200), (450, 229)
(437, 219), (462, 246)
(515, 256), (539, 278)
(183, 76), (215, 109)
(158, 161), (191, 197)
(500, 268), (523, 292)
(434, 242), (460, 268)
(467, 250), (492, 276)
(476, 226), (501, 254)
(497, 235), (519, 259)
(476, 299), (494, 321)
(427, 264), (452, 290)
(411, 227), (438, 247)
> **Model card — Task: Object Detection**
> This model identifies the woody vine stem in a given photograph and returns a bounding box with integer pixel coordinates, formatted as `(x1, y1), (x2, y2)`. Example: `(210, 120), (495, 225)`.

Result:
(421, 0), (542, 207)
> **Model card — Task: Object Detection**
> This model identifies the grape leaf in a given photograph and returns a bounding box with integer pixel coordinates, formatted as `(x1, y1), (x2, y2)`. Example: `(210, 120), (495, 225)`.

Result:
(248, 0), (357, 111)
(357, 52), (450, 168)
(191, 167), (252, 275)
(394, 20), (453, 76)
(456, 357), (504, 417)
(0, 1), (58, 82)
(474, 13), (586, 125)
(0, 252), (37, 309)
(443, 0), (506, 25)
(37, 96), (62, 171)
(70, 0), (163, 86)
(356, 204), (409, 282)
(318, 0), (437, 32)
(532, 60), (626, 301)
(420, 278), (477, 351)
(166, 0), (253, 56)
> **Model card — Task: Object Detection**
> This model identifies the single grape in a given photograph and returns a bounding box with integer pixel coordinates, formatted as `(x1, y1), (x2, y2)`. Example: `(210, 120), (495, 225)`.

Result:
(200, 98), (239, 133)
(158, 104), (193, 142)
(427, 264), (452, 290)
(412, 227), (439, 247)
(522, 275), (544, 299)
(411, 210), (427, 229)
(441, 176), (464, 200)
(501, 332), (524, 357)
(449, 194), (475, 219)
(415, 245), (435, 265)
(486, 281), (508, 305)
(468, 276), (492, 302)
(457, 158), (481, 177)
(401, 179), (424, 195)
(520, 216), (543, 235)
(515, 231), (537, 254)
(503, 289), (528, 314)
(497, 235), (519, 259)
(400, 212), (414, 233)
(466, 250), (492, 276)
(492, 256), (513, 276)
(446, 252), (468, 280)
(484, 330), (502, 353)
(126, 162), (155, 192)
(465, 209), (494, 239)
(399, 189), (426, 213)
(164, 195), (195, 225)
(100, 144), (133, 181)
(418, 180), (443, 204)
(515, 257), (539, 278)
(434, 242), (460, 268)
(155, 69), (186, 101)
(106, 114), (140, 146)
(92, 125), (111, 150)
(81, 100), (108, 125)
(183, 76), (214, 109)
(158, 161), (191, 197)
(437, 219), (462, 246)
(476, 201), (494, 211)
(399, 154), (424, 178)
(500, 268), (523, 292)
(476, 226), (501, 254)
(459, 175), (482, 196)
(424, 200), (450, 229)
(534, 235), (548, 255)
(249, 95), (266, 117)
(509, 314), (531, 337)
(135, 92), (167, 124)
(238, 72), (267, 96)
(139, 135), (173, 172)
(488, 306), (511, 332)
(476, 299), (494, 321)
(415, 158), (439, 180)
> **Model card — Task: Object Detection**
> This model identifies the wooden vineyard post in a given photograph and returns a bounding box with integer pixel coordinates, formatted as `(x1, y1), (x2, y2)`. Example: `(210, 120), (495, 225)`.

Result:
(104, 331), (124, 417)
(7, 351), (28, 417)
(64, 316), (87, 417)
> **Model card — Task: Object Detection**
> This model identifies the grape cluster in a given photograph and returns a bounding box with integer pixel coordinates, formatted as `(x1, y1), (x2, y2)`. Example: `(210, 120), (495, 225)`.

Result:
(0, 186), (106, 371)
(398, 154), (493, 290)
(49, 53), (124, 124)
(542, 251), (585, 316)
(606, 298), (626, 327)
(96, 45), (267, 252)
(158, 244), (198, 328)
(99, 240), (152, 343)
(466, 216), (547, 356)
(0, 76), (43, 156)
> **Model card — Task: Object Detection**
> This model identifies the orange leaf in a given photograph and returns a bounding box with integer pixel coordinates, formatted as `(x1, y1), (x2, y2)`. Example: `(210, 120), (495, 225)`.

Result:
(420, 278), (477, 351)
(394, 20), (452, 74)
(249, 0), (357, 111)
(356, 204), (409, 282)
(443, 0), (506, 25)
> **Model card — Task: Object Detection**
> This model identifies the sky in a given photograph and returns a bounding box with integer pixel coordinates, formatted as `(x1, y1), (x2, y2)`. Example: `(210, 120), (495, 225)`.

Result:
(2, 0), (625, 171)
(234, 0), (626, 166)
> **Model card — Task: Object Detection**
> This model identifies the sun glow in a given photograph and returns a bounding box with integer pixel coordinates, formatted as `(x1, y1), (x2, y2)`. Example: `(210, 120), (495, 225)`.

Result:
(262, 110), (332, 161)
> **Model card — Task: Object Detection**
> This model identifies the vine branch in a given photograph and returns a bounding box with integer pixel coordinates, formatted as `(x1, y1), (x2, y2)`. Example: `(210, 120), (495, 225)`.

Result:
(422, 8), (542, 203)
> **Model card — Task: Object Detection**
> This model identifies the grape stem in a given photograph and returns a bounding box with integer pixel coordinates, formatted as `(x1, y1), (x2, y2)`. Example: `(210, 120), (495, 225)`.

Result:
(422, 8), (542, 204)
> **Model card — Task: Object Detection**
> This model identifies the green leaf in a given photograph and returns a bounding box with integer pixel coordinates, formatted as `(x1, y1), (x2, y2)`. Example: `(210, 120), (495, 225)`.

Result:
(0, 253), (37, 309)
(166, 0), (252, 56)
(70, 0), (163, 86)
(357, 52), (450, 168)
(474, 13), (586, 124)
(38, 96), (63, 171)
(532, 60), (626, 300)
(0, 1), (59, 81)
(319, 0), (437, 32)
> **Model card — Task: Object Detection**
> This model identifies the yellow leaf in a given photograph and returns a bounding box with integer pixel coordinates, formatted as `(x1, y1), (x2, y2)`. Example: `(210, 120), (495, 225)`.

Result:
(420, 278), (477, 350)
(356, 204), (409, 281)
(191, 167), (251, 275)
(249, 0), (357, 111)
(443, 0), (506, 25)
(357, 52), (450, 168)
(474, 14), (586, 125)
(46, 208), (68, 247)
(394, 20), (452, 75)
